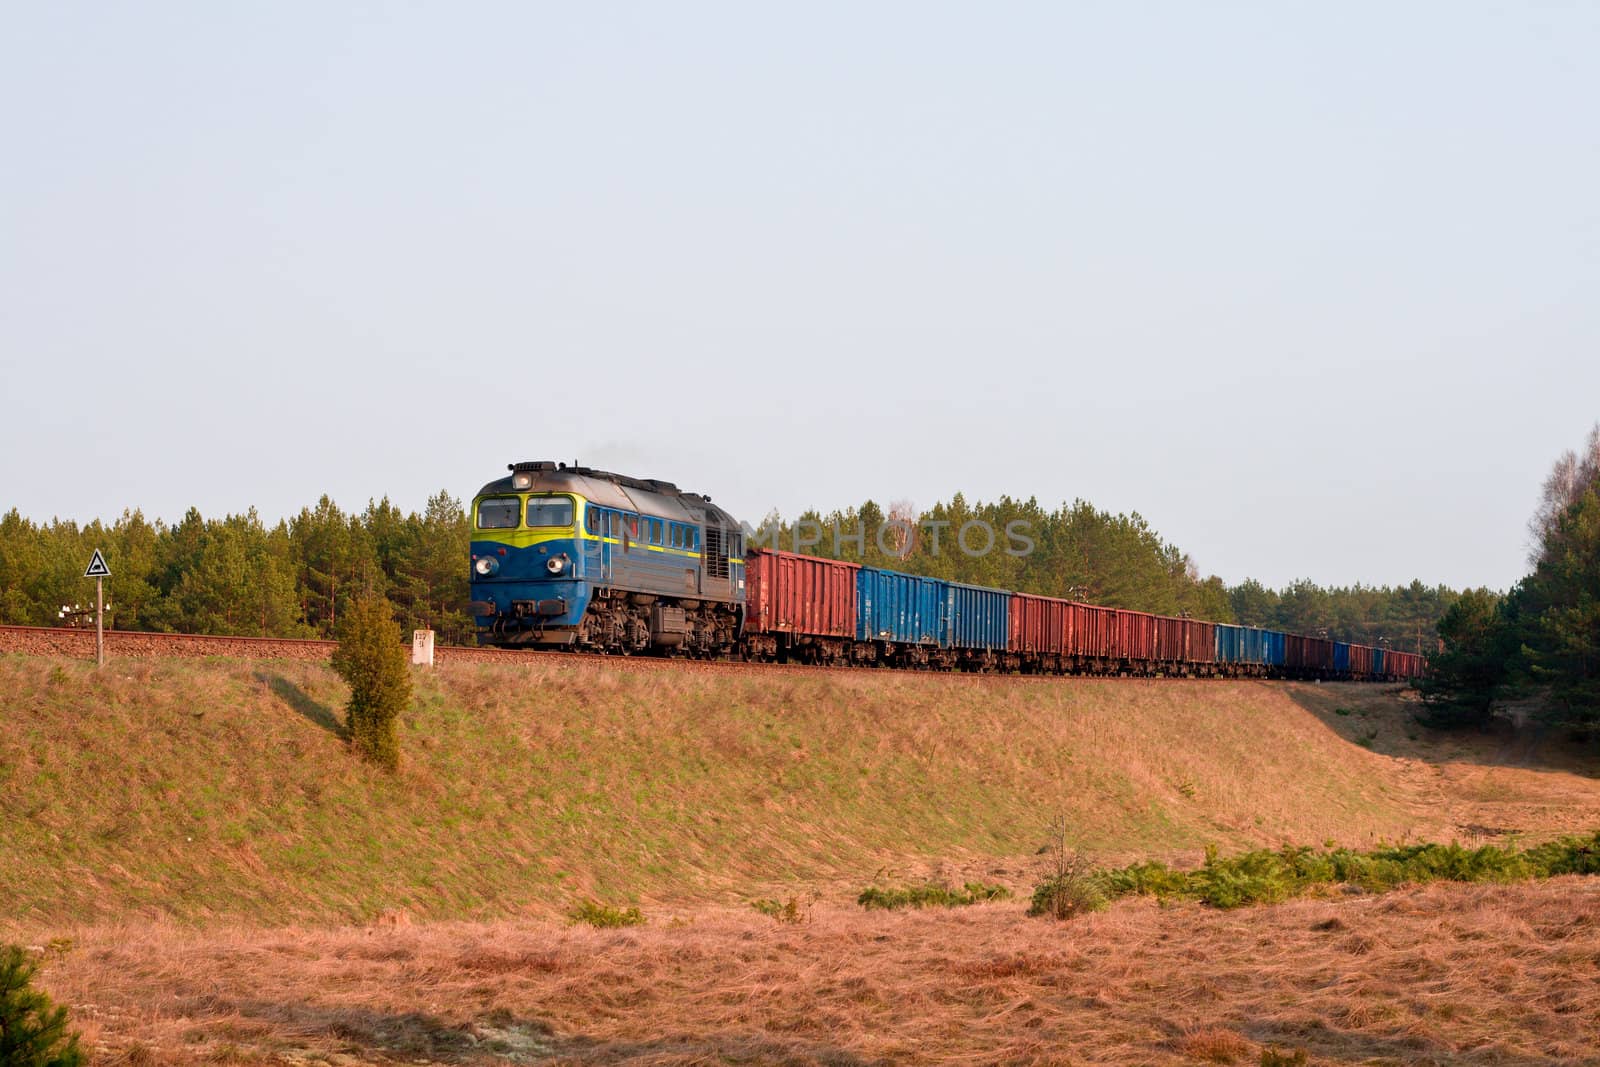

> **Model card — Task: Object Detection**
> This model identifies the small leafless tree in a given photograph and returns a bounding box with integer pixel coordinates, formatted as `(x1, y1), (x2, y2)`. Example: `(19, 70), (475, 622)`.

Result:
(883, 499), (920, 560)
(1032, 813), (1106, 920)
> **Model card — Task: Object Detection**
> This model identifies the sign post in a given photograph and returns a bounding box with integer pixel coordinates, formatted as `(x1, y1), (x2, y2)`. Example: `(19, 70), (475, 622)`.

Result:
(84, 549), (111, 667)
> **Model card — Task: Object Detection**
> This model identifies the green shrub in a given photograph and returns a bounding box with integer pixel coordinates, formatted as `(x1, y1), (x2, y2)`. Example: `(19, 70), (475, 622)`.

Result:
(0, 945), (84, 1067)
(1193, 846), (1296, 908)
(750, 897), (808, 923)
(1027, 873), (1108, 919)
(1102, 860), (1188, 898)
(1526, 834), (1600, 875)
(857, 882), (1010, 911)
(570, 899), (645, 927)
(1077, 832), (1600, 910)
(330, 594), (412, 771)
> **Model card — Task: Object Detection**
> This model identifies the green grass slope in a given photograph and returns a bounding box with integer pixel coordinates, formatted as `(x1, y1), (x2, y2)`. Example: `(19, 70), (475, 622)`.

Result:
(0, 655), (1437, 928)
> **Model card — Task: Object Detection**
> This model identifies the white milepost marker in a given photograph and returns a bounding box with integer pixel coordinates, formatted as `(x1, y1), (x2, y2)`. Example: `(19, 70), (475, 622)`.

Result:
(84, 549), (111, 667)
(412, 629), (435, 667)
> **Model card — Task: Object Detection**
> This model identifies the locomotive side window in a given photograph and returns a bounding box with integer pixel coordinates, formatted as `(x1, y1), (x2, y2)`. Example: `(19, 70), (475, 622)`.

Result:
(649, 519), (663, 545)
(585, 507), (600, 536)
(476, 497), (521, 530)
(670, 525), (682, 549)
(525, 497), (573, 528)
(687, 527), (699, 552)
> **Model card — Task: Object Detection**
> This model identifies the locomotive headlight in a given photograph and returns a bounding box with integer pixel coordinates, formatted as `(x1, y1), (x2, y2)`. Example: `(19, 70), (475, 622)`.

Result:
(474, 556), (499, 577)
(511, 471), (534, 490)
(545, 555), (566, 575)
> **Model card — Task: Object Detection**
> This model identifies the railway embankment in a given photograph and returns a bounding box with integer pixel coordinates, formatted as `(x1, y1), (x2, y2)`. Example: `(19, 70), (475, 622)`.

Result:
(4, 650), (1598, 931)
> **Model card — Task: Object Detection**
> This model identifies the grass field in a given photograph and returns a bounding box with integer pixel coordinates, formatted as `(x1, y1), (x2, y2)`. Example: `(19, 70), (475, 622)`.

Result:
(36, 878), (1600, 1065)
(5, 653), (1600, 1064)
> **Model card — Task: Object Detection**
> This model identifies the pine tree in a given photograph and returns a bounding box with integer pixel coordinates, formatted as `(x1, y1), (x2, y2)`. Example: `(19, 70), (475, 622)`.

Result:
(0, 946), (84, 1067)
(330, 594), (412, 771)
(1415, 589), (1509, 728)
(1521, 488), (1600, 728)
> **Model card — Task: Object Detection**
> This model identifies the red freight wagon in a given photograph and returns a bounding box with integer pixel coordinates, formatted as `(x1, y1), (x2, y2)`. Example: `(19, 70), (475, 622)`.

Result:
(1009, 592), (1071, 656)
(1389, 651), (1424, 679)
(1178, 618), (1217, 664)
(1115, 610), (1159, 663)
(1134, 613), (1217, 667)
(1285, 635), (1335, 673)
(1153, 615), (1214, 664)
(1348, 644), (1374, 678)
(1152, 614), (1184, 662)
(744, 548), (858, 638)
(1070, 602), (1119, 659)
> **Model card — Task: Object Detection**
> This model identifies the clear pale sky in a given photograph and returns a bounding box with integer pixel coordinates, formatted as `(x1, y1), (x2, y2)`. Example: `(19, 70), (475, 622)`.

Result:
(3, 3), (1596, 591)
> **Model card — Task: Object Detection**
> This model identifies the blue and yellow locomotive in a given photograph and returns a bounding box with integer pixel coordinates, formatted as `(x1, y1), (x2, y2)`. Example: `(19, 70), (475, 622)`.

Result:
(468, 461), (746, 653)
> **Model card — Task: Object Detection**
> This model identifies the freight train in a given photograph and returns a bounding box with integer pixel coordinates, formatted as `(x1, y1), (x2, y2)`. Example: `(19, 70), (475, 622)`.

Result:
(468, 461), (1426, 681)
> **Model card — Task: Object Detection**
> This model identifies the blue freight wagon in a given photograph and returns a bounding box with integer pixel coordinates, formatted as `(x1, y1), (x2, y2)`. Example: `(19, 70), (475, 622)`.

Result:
(1373, 647), (1386, 677)
(944, 581), (1010, 651)
(1333, 642), (1352, 674)
(857, 567), (945, 646)
(1216, 624), (1287, 675)
(1216, 624), (1270, 665)
(1263, 630), (1287, 668)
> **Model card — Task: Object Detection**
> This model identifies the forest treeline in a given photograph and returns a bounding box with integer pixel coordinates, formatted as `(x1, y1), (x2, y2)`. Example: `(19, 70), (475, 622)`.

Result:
(0, 494), (472, 644)
(0, 490), (1453, 651)
(1423, 426), (1600, 733)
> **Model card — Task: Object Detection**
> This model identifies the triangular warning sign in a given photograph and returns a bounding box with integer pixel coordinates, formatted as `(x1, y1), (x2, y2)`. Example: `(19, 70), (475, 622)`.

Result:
(84, 549), (111, 578)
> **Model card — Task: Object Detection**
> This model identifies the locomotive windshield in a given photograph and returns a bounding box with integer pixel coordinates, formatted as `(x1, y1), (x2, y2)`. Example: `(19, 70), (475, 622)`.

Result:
(476, 497), (521, 529)
(526, 496), (574, 528)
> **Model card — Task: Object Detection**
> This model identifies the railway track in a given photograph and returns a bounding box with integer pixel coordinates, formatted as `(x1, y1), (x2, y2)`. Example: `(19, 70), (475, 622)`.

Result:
(0, 623), (1338, 686)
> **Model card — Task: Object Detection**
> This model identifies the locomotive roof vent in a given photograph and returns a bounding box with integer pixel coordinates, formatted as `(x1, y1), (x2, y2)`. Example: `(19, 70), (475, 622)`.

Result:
(509, 461), (558, 473)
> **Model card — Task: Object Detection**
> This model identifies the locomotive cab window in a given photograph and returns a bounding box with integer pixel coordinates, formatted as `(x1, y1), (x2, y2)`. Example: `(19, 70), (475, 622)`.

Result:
(585, 507), (600, 535)
(476, 497), (521, 530)
(525, 496), (574, 528)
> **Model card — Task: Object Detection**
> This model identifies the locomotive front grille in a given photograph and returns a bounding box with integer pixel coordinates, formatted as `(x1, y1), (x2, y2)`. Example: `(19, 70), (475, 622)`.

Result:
(512, 599), (567, 618)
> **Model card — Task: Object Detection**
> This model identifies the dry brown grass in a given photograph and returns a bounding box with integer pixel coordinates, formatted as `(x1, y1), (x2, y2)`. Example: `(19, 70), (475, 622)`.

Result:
(1178, 1026), (1255, 1063)
(1283, 682), (1600, 843)
(28, 878), (1600, 1065)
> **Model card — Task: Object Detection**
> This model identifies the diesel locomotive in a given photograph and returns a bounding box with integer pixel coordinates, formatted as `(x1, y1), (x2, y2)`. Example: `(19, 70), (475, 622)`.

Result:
(468, 461), (745, 655)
